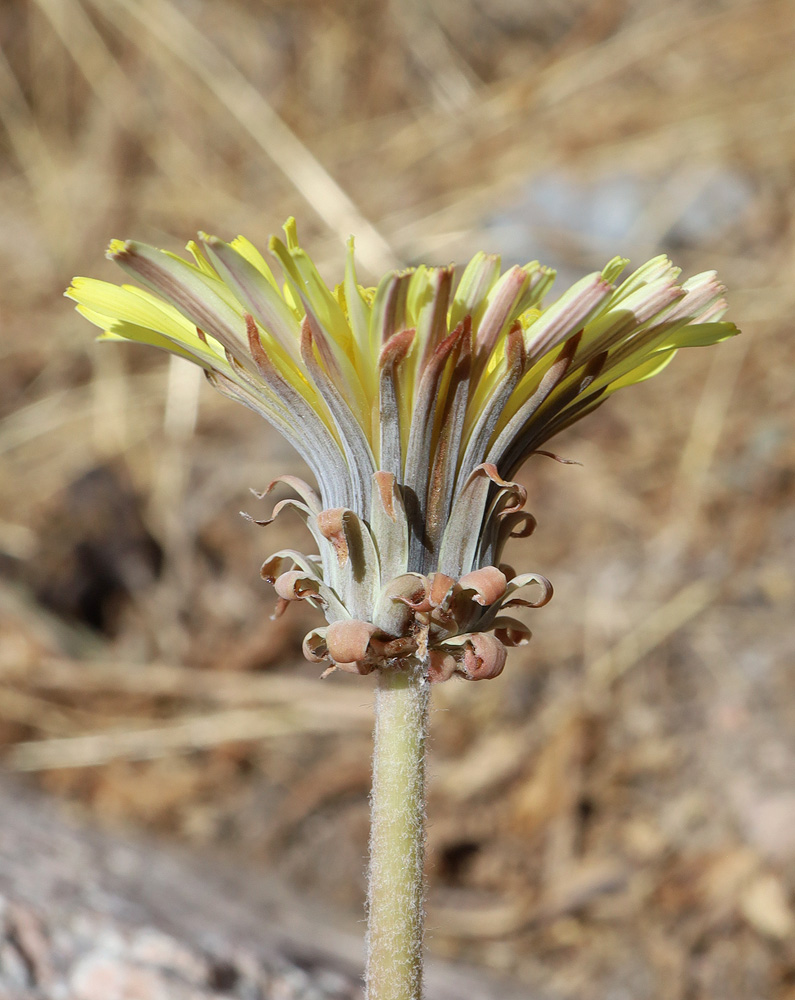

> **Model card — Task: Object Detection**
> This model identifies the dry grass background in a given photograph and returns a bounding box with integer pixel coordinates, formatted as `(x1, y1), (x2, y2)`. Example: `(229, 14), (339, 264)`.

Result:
(1, 0), (795, 996)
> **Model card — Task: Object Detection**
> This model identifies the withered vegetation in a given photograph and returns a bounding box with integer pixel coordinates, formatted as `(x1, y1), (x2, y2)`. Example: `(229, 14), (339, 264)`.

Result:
(1, 1), (794, 997)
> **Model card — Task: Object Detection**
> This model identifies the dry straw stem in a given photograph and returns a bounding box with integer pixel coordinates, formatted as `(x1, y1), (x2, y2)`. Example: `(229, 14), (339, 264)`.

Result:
(584, 577), (720, 695)
(0, 42), (58, 204)
(0, 654), (369, 707)
(7, 703), (371, 772)
(388, 0), (479, 112)
(371, 4), (795, 261)
(666, 334), (751, 549)
(0, 684), (88, 737)
(28, 0), (200, 207)
(2, 657), (372, 770)
(87, 0), (398, 274)
(0, 373), (164, 459)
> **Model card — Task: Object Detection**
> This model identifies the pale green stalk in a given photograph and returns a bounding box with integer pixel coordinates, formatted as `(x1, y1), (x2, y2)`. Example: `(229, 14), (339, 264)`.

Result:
(366, 660), (429, 1000)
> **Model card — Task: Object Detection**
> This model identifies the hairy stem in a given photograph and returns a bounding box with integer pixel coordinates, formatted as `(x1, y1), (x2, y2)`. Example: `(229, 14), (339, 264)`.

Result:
(366, 660), (429, 1000)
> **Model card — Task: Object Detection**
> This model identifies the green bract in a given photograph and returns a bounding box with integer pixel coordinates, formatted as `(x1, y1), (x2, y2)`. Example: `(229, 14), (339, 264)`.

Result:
(67, 220), (737, 681)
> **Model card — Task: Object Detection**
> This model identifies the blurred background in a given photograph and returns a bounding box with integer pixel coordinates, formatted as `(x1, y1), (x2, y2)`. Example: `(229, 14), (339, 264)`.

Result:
(1, 0), (794, 996)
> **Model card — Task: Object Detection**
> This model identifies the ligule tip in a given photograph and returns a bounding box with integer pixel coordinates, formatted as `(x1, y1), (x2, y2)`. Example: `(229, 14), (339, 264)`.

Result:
(105, 238), (130, 260)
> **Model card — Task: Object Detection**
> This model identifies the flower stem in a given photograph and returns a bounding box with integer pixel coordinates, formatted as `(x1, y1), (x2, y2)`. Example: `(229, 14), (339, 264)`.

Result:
(366, 660), (429, 1000)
